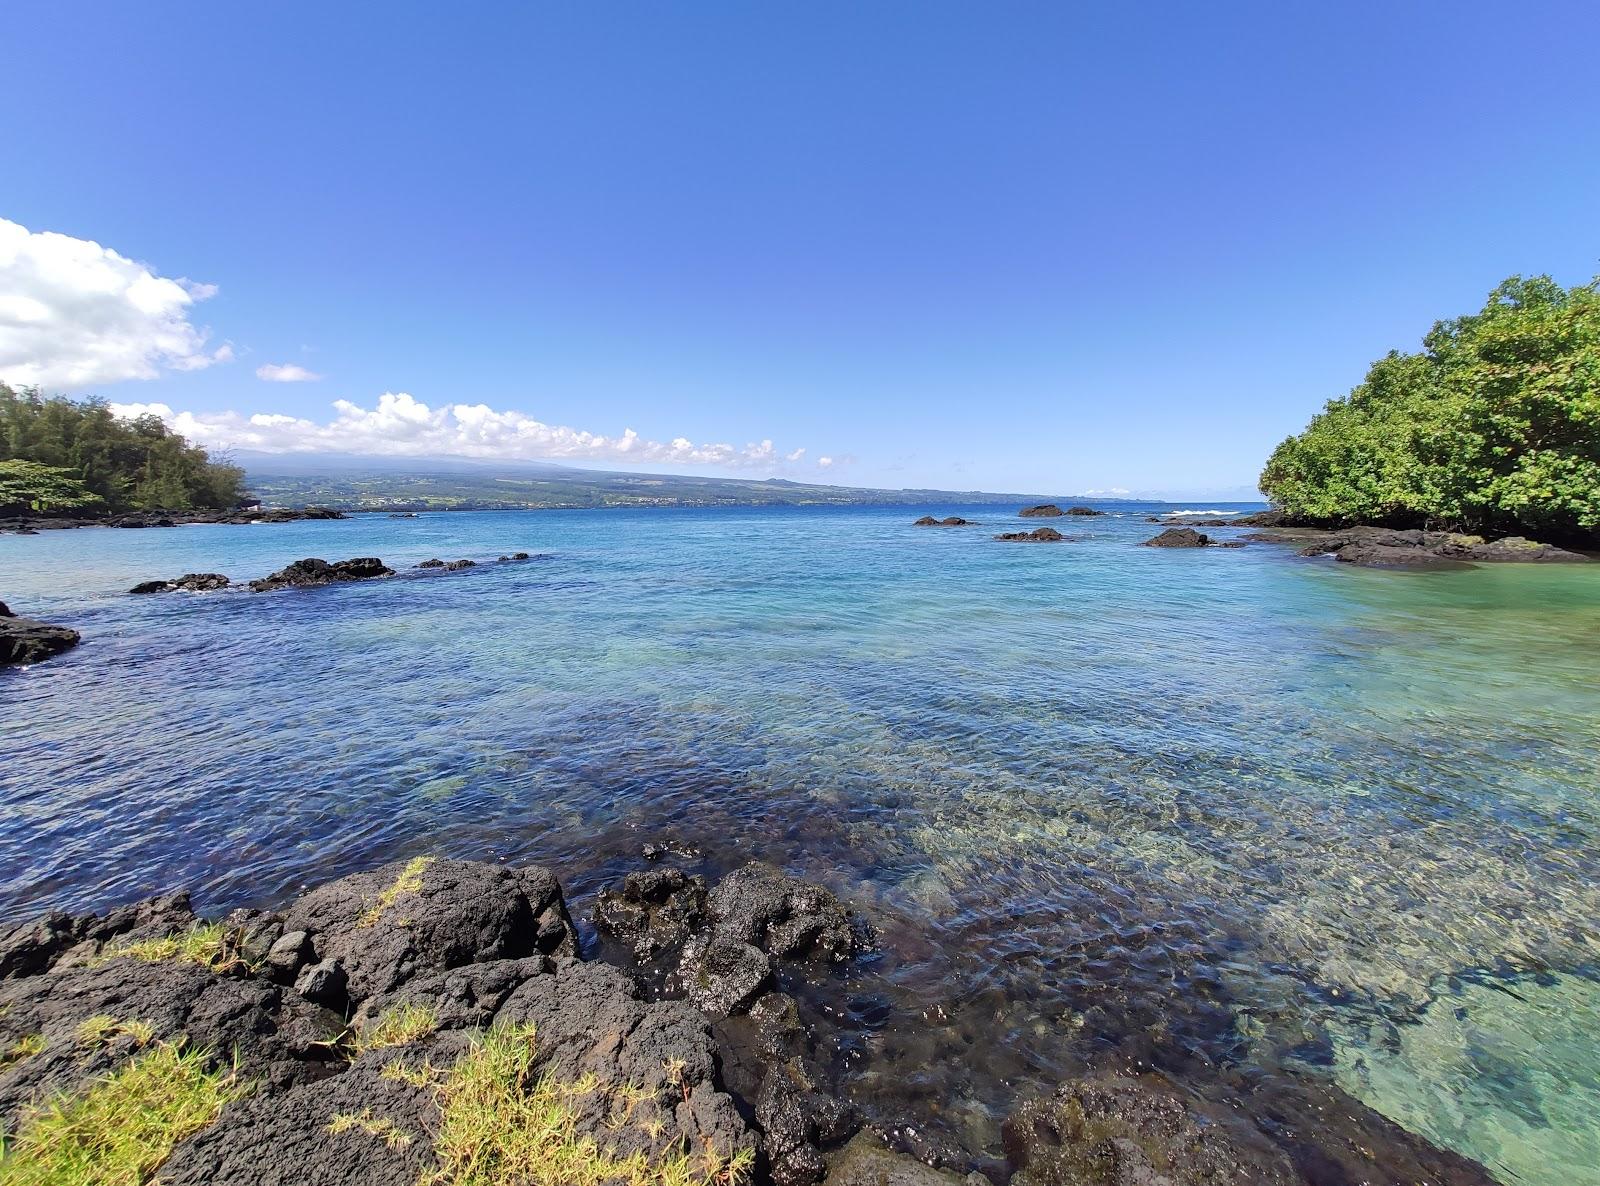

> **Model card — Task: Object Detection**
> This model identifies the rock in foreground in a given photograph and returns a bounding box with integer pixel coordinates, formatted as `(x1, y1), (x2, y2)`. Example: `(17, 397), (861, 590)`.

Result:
(0, 605), (81, 667)
(249, 557), (395, 592)
(0, 853), (1503, 1186)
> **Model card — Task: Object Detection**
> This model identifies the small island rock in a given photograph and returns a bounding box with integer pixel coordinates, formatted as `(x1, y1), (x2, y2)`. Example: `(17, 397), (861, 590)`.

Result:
(249, 557), (394, 593)
(996, 527), (1066, 542)
(129, 573), (231, 595)
(1019, 504), (1065, 517)
(1142, 527), (1241, 548)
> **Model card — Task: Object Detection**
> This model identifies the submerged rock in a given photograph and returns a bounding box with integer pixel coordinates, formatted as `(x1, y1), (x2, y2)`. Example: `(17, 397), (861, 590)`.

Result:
(1019, 504), (1065, 517)
(824, 1132), (971, 1186)
(1064, 506), (1104, 516)
(415, 558), (445, 568)
(643, 838), (704, 862)
(1003, 1075), (1300, 1186)
(248, 557), (394, 592)
(0, 612), (81, 667)
(913, 516), (973, 526)
(995, 527), (1066, 542)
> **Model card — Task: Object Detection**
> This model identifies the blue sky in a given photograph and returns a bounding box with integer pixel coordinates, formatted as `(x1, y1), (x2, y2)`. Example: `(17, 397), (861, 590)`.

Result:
(3, 1), (1597, 498)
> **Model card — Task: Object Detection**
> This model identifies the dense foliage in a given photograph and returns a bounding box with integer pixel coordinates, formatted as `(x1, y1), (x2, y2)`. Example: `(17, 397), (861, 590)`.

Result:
(0, 384), (245, 515)
(1260, 276), (1600, 540)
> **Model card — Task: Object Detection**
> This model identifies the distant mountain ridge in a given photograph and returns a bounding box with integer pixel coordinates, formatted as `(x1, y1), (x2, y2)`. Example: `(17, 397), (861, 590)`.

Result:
(237, 454), (1165, 512)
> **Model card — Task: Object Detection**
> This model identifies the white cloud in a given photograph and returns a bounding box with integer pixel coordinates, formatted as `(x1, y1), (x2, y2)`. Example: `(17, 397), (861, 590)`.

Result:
(1081, 487), (1131, 497)
(107, 392), (802, 470)
(785, 447), (806, 462)
(0, 216), (230, 388)
(817, 456), (834, 468)
(256, 362), (322, 382)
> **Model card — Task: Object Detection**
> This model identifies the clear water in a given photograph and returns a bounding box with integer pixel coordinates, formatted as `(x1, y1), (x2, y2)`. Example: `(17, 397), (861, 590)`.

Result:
(2, 504), (1598, 1184)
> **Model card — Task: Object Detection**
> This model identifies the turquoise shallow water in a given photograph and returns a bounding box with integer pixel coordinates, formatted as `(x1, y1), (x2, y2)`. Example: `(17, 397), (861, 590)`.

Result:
(2, 504), (1598, 1182)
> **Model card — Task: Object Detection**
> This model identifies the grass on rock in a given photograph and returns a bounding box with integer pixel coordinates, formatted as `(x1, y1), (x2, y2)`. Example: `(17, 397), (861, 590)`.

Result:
(97, 922), (255, 973)
(0, 1041), (240, 1185)
(360, 857), (434, 927)
(327, 1109), (413, 1151)
(1, 1034), (46, 1069)
(426, 1022), (752, 1186)
(352, 1002), (438, 1055)
(74, 1016), (155, 1048)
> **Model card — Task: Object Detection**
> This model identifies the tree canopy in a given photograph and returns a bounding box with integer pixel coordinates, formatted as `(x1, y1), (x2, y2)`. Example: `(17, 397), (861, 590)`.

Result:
(1260, 276), (1600, 541)
(0, 385), (246, 515)
(0, 459), (104, 515)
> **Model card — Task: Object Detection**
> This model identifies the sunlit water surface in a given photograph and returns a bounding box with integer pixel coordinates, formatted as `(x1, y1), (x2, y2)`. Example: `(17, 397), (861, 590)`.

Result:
(2, 505), (1597, 1183)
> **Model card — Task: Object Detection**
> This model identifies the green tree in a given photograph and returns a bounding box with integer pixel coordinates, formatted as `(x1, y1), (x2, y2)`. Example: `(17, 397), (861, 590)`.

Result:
(1261, 276), (1600, 540)
(0, 384), (247, 515)
(0, 459), (105, 514)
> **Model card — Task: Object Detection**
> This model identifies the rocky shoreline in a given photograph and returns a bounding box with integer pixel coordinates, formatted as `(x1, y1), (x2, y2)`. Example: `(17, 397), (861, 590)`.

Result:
(0, 855), (1498, 1186)
(0, 506), (347, 535)
(1154, 513), (1592, 569)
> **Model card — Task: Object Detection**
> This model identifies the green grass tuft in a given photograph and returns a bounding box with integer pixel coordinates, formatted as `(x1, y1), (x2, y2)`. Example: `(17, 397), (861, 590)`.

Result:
(0, 1041), (241, 1185)
(380, 1059), (439, 1088)
(359, 857), (433, 927)
(97, 922), (255, 973)
(426, 1022), (752, 1186)
(327, 1109), (413, 1150)
(73, 1016), (155, 1048)
(352, 1002), (438, 1056)
(1, 1033), (46, 1069)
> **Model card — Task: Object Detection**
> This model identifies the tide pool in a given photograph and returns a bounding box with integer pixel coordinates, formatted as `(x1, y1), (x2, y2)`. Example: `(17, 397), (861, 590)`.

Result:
(2, 503), (1597, 1183)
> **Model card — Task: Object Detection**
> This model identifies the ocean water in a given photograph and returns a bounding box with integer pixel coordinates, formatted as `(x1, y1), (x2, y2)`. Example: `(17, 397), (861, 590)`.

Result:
(2, 503), (1598, 1183)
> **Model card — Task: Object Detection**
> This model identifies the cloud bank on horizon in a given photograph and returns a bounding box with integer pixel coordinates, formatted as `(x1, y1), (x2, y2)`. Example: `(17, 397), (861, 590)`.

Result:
(110, 392), (794, 469)
(1, 215), (813, 471)
(0, 216), (232, 387)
